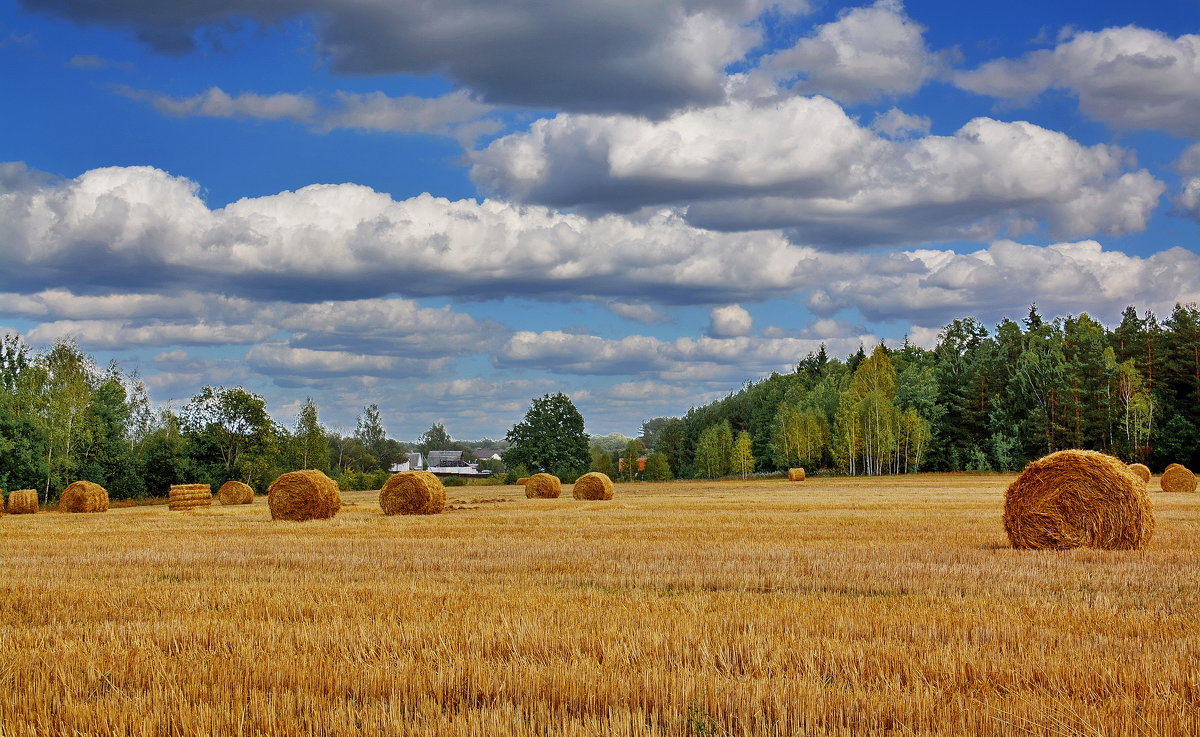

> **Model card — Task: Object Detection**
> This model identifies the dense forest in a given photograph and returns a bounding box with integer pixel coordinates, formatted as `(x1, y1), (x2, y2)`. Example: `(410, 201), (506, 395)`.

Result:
(640, 304), (1200, 478)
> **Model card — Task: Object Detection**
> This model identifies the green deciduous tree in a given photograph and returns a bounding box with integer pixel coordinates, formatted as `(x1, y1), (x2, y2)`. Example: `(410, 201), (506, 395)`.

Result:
(590, 444), (615, 476)
(503, 393), (589, 479)
(39, 339), (97, 501)
(732, 430), (754, 479)
(695, 420), (733, 478)
(293, 398), (329, 471)
(355, 404), (388, 470)
(643, 451), (672, 482)
(416, 421), (452, 456)
(180, 386), (277, 488)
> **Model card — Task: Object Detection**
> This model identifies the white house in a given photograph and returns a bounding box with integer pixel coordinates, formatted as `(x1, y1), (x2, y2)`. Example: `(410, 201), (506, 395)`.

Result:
(389, 452), (426, 473)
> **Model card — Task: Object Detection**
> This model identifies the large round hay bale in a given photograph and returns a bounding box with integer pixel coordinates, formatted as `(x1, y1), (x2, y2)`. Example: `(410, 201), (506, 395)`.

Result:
(380, 471), (446, 515)
(6, 489), (38, 515)
(1126, 463), (1151, 484)
(168, 483), (212, 511)
(59, 481), (109, 513)
(788, 468), (806, 481)
(1003, 449), (1153, 550)
(525, 473), (562, 499)
(217, 481), (254, 505)
(572, 472), (613, 500)
(267, 470), (341, 521)
(1161, 464), (1197, 493)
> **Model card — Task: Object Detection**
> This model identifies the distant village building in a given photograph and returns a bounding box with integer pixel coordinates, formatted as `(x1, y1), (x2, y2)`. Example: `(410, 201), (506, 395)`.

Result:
(390, 451), (495, 476)
(473, 449), (503, 462)
(389, 452), (426, 473)
(427, 450), (490, 476)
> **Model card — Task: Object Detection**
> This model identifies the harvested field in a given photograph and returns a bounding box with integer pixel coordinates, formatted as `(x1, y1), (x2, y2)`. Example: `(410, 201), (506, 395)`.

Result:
(1, 475), (1196, 736)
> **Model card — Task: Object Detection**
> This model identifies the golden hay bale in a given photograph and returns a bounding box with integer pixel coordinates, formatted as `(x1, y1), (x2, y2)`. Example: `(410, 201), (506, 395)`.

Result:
(1164, 463), (1184, 473)
(1126, 463), (1151, 484)
(516, 477), (530, 485)
(168, 483), (212, 511)
(217, 481), (254, 505)
(788, 468), (806, 481)
(267, 470), (341, 521)
(380, 471), (446, 515)
(572, 472), (613, 501)
(6, 489), (38, 515)
(525, 473), (562, 499)
(59, 481), (109, 513)
(1003, 449), (1153, 550)
(1160, 464), (1197, 493)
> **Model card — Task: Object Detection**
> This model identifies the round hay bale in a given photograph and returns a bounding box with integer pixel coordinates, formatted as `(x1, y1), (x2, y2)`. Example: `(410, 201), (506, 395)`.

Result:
(6, 489), (38, 515)
(1003, 449), (1153, 550)
(1160, 464), (1197, 493)
(59, 481), (109, 513)
(516, 477), (530, 486)
(525, 473), (562, 499)
(788, 468), (806, 482)
(572, 472), (613, 500)
(1164, 463), (1184, 473)
(217, 481), (254, 505)
(168, 483), (213, 511)
(380, 471), (446, 515)
(1126, 463), (1150, 484)
(267, 470), (341, 521)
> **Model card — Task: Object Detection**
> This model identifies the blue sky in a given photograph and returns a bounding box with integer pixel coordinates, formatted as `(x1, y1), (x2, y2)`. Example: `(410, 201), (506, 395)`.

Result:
(2, 0), (1198, 440)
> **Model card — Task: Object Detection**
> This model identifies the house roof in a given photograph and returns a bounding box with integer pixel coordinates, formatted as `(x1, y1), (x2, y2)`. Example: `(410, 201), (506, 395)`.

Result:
(427, 450), (465, 467)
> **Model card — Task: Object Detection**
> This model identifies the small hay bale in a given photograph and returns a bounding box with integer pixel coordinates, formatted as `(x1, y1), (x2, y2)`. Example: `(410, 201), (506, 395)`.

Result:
(1126, 463), (1151, 484)
(1161, 464), (1197, 493)
(525, 473), (562, 499)
(217, 481), (254, 505)
(1003, 449), (1153, 550)
(59, 481), (109, 513)
(267, 470), (341, 521)
(6, 489), (38, 515)
(516, 477), (530, 485)
(788, 468), (806, 482)
(572, 472), (612, 500)
(380, 471), (446, 515)
(1164, 463), (1184, 473)
(168, 483), (213, 511)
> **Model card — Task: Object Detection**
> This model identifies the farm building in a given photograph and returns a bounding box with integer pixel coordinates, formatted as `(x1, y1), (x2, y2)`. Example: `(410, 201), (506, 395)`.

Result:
(427, 450), (491, 477)
(389, 452), (426, 473)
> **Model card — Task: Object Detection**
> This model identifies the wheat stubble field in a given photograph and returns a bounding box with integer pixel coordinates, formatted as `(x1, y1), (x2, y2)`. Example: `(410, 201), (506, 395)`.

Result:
(1, 476), (1197, 737)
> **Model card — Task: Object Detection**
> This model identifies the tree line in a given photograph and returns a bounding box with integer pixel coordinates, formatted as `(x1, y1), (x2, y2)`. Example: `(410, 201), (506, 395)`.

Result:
(0, 334), (509, 502)
(639, 304), (1200, 478)
(4, 301), (1196, 498)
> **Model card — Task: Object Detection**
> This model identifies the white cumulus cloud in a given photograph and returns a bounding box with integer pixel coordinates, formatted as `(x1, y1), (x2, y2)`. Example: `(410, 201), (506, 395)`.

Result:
(472, 99), (1164, 247)
(707, 304), (753, 338)
(756, 0), (945, 102)
(955, 25), (1200, 137)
